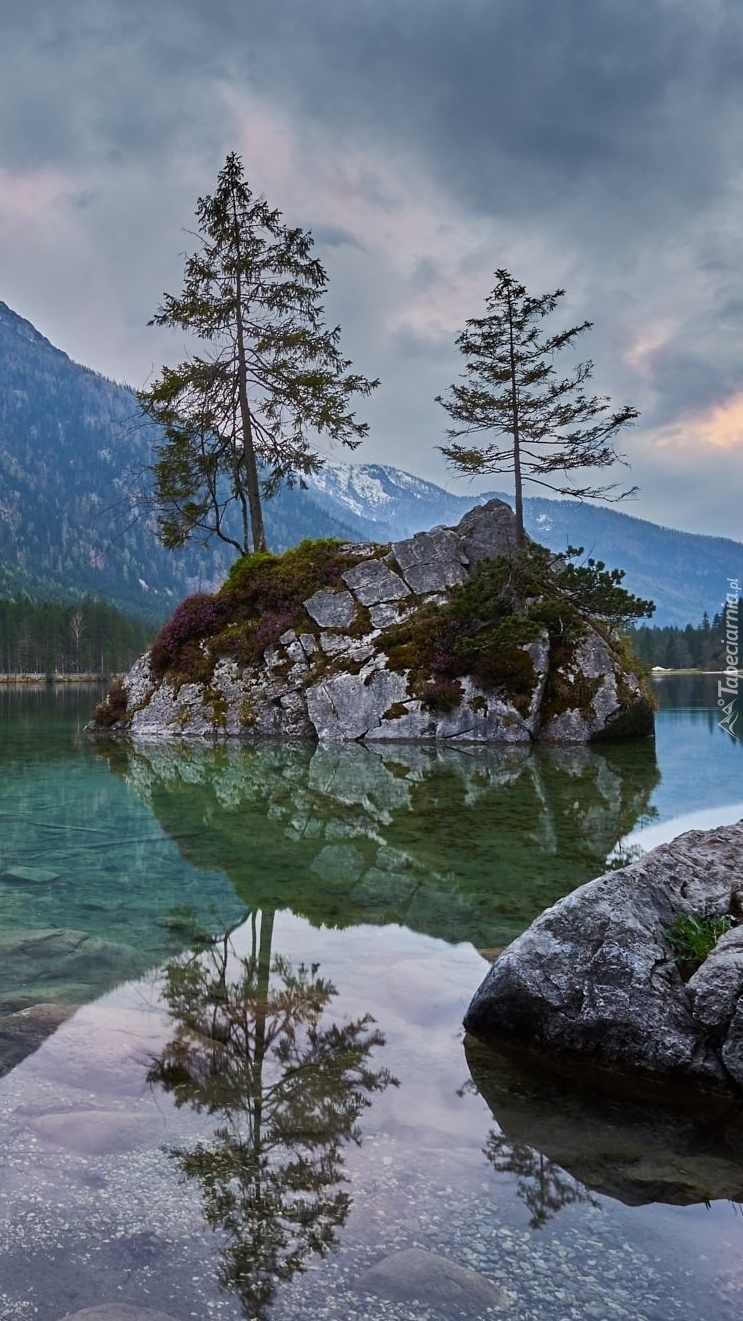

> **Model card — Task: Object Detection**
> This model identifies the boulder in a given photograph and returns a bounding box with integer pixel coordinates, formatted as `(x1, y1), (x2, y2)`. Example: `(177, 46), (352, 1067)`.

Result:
(356, 1247), (506, 1314)
(391, 525), (468, 594)
(57, 1308), (180, 1321)
(464, 819), (743, 1096)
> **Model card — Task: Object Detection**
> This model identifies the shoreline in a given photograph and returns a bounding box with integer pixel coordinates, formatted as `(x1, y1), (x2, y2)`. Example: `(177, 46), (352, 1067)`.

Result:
(0, 673), (108, 685)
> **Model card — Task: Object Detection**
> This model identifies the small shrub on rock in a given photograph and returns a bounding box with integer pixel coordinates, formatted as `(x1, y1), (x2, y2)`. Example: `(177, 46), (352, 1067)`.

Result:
(666, 912), (733, 978)
(91, 676), (128, 727)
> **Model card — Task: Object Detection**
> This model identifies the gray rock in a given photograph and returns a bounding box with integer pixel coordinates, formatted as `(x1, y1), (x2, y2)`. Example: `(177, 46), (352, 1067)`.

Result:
(457, 497), (524, 563)
(342, 558), (411, 605)
(303, 588), (357, 629)
(722, 998), (743, 1087)
(319, 631), (353, 655)
(392, 526), (468, 594)
(368, 601), (414, 629)
(299, 632), (319, 656)
(357, 1247), (506, 1314)
(539, 627), (653, 741)
(57, 1308), (180, 1321)
(688, 926), (743, 1033)
(306, 668), (409, 741)
(95, 499), (651, 747)
(464, 820), (743, 1094)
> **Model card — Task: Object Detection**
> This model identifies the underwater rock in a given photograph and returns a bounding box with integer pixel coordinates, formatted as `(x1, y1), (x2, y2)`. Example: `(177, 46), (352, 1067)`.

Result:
(0, 1002), (75, 1075)
(356, 1247), (507, 1313)
(57, 1307), (180, 1321)
(464, 819), (743, 1096)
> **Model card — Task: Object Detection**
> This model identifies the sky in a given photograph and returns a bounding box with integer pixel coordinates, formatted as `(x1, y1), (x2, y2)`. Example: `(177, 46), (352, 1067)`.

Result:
(1, 0), (742, 542)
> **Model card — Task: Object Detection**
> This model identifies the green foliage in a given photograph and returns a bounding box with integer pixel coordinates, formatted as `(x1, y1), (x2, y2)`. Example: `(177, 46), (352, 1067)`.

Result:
(437, 269), (638, 544)
(385, 542), (652, 716)
(0, 596), (153, 676)
(666, 912), (733, 977)
(630, 603), (742, 670)
(149, 538), (364, 683)
(90, 675), (128, 728)
(140, 152), (378, 555)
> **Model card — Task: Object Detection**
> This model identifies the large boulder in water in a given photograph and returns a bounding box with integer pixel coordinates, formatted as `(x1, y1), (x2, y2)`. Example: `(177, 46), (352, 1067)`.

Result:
(464, 820), (743, 1096)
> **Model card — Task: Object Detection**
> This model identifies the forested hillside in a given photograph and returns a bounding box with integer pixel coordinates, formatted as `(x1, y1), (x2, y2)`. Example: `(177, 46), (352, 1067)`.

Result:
(630, 604), (742, 670)
(0, 301), (359, 621)
(0, 598), (153, 675)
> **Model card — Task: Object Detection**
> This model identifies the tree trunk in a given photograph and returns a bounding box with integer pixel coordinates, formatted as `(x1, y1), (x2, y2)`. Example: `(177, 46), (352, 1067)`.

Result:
(507, 286), (526, 548)
(232, 194), (268, 553)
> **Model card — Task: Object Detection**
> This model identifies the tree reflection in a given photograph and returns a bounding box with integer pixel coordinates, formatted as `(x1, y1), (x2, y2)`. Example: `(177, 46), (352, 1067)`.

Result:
(148, 909), (396, 1318)
(482, 1133), (597, 1228)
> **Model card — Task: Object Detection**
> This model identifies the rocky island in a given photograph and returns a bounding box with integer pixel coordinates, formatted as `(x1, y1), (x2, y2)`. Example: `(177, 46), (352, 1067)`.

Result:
(89, 500), (654, 744)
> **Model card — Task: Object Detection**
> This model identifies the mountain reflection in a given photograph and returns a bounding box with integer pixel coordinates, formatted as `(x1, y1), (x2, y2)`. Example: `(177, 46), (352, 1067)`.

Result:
(101, 738), (659, 947)
(148, 909), (396, 1319)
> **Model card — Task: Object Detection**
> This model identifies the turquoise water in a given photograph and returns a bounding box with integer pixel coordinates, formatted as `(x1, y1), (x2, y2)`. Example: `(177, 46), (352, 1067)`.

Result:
(0, 680), (740, 1320)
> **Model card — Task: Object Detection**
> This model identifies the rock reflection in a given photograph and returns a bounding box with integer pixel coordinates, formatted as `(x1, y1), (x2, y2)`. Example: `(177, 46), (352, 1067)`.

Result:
(148, 910), (396, 1319)
(465, 1036), (743, 1209)
(102, 737), (660, 947)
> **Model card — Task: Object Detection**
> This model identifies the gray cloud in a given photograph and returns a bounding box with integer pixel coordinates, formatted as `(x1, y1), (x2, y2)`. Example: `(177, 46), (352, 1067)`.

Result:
(0, 0), (741, 538)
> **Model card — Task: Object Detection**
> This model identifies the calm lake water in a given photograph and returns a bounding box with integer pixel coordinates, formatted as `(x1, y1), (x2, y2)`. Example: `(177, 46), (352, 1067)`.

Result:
(0, 677), (741, 1321)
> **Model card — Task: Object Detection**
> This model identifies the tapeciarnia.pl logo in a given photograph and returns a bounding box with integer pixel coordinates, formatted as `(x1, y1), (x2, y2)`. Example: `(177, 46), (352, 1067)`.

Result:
(718, 577), (740, 741)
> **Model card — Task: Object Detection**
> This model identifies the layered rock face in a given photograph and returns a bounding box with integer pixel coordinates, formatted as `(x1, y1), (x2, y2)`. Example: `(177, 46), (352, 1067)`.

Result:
(98, 500), (653, 744)
(464, 820), (743, 1096)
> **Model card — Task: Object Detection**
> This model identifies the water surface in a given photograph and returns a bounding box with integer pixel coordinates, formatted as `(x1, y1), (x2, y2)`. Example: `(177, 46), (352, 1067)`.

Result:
(0, 680), (741, 1321)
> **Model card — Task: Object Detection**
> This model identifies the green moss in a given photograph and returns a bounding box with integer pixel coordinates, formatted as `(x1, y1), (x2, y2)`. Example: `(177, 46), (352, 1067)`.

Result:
(152, 538), (370, 686)
(382, 701), (410, 721)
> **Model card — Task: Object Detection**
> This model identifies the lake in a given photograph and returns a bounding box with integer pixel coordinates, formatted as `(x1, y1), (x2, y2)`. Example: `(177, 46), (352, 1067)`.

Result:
(0, 677), (741, 1321)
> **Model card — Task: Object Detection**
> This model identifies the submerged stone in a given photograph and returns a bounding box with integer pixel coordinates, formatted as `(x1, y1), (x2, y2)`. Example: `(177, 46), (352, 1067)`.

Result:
(357, 1246), (507, 1313)
(58, 1307), (180, 1321)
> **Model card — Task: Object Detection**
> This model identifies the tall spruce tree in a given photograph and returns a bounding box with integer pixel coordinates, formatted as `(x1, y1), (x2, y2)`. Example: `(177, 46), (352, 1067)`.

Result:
(140, 153), (378, 554)
(436, 270), (638, 547)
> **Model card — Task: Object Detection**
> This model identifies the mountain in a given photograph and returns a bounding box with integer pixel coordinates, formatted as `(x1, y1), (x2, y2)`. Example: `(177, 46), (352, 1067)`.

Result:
(305, 463), (742, 627)
(0, 299), (739, 627)
(0, 301), (358, 621)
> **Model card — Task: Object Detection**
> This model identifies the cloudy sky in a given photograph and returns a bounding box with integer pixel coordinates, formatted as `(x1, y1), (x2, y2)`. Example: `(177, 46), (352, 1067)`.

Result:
(1, 0), (742, 540)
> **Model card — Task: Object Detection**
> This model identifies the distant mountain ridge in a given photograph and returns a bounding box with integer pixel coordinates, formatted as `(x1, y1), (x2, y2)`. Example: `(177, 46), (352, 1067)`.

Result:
(305, 462), (741, 627)
(0, 299), (739, 626)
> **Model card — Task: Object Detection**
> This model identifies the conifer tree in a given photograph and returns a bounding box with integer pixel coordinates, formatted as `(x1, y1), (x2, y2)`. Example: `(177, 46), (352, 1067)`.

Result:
(437, 270), (638, 547)
(140, 153), (378, 554)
